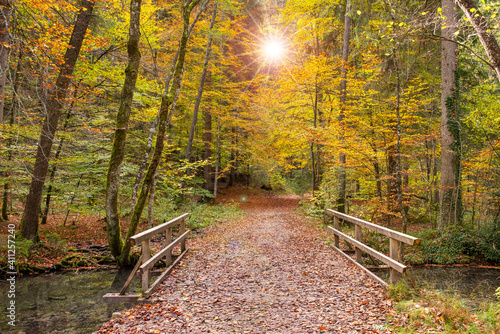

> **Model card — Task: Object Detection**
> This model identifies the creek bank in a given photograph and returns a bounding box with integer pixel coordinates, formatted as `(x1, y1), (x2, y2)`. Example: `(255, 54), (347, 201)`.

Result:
(373, 265), (500, 307)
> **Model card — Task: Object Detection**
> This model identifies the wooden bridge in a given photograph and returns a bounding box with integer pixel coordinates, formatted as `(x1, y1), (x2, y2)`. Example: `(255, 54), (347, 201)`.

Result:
(103, 213), (190, 303)
(102, 208), (420, 303)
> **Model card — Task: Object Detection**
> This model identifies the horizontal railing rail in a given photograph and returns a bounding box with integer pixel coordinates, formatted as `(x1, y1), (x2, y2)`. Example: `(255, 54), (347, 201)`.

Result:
(326, 209), (420, 286)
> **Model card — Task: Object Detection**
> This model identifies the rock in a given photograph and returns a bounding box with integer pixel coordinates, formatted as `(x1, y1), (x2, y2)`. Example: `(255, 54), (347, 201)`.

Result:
(111, 312), (123, 320)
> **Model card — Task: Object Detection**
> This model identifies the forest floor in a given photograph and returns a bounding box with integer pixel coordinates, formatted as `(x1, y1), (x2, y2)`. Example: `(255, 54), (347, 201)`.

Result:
(96, 189), (399, 333)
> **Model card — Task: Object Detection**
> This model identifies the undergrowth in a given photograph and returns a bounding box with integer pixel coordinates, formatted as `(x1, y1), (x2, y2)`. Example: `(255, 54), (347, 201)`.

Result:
(389, 282), (500, 333)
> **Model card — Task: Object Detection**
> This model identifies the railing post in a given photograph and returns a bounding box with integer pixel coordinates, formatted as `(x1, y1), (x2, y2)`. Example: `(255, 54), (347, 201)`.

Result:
(142, 239), (150, 294)
(180, 217), (186, 252)
(165, 227), (172, 266)
(334, 216), (339, 248)
(355, 224), (362, 263)
(389, 238), (401, 284)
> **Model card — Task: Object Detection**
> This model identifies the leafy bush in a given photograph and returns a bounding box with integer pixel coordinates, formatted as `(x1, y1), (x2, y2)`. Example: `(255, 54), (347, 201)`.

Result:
(413, 226), (500, 265)
(479, 221), (500, 263)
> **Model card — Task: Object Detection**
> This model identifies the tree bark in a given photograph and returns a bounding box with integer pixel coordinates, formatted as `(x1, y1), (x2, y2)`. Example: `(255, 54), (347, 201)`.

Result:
(105, 0), (142, 257)
(185, 3), (217, 161)
(455, 0), (500, 81)
(120, 0), (201, 266)
(439, 0), (462, 231)
(338, 0), (351, 213)
(20, 0), (94, 241)
(0, 0), (12, 123)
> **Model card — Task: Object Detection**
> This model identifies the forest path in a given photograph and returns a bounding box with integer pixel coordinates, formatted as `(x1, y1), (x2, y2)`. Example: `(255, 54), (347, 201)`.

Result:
(96, 191), (395, 333)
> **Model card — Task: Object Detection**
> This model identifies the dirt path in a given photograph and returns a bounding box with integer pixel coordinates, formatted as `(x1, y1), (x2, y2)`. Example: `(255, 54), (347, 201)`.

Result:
(96, 193), (395, 333)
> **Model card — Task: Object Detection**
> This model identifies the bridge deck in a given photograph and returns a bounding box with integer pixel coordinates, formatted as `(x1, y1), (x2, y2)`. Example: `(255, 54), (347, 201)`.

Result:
(96, 193), (395, 333)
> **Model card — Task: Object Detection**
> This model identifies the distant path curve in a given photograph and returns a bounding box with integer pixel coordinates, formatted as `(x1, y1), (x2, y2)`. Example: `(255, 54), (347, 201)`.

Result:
(96, 191), (395, 333)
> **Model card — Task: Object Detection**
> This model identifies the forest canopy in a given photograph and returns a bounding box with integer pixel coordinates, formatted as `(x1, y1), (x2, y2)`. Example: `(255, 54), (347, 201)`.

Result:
(0, 0), (499, 265)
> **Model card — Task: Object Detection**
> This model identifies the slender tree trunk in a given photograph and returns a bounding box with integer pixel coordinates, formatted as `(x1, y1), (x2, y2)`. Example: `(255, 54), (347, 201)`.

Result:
(394, 58), (408, 234)
(440, 0), (461, 231)
(131, 117), (157, 211)
(105, 0), (142, 257)
(310, 141), (316, 195)
(147, 171), (157, 228)
(0, 0), (12, 123)
(120, 0), (201, 266)
(386, 145), (397, 226)
(213, 116), (221, 198)
(20, 0), (94, 241)
(203, 98), (213, 193)
(338, 0), (351, 213)
(185, 3), (217, 161)
(63, 174), (83, 226)
(229, 127), (237, 186)
(373, 156), (382, 199)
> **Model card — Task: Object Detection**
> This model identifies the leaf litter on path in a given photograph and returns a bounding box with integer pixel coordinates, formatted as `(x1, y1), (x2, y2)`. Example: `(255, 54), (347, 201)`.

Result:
(96, 192), (396, 333)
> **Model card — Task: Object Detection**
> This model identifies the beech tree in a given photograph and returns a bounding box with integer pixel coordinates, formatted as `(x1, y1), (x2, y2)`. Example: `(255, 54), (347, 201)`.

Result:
(337, 0), (351, 213)
(20, 0), (95, 241)
(439, 0), (461, 231)
(105, 0), (142, 258)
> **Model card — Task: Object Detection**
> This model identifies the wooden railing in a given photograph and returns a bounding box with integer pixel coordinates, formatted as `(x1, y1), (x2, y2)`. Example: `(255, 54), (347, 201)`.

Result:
(326, 209), (420, 286)
(103, 213), (190, 303)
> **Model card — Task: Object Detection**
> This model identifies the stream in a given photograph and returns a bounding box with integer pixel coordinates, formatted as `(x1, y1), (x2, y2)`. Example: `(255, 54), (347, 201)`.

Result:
(373, 266), (500, 308)
(1, 266), (499, 333)
(0, 268), (137, 334)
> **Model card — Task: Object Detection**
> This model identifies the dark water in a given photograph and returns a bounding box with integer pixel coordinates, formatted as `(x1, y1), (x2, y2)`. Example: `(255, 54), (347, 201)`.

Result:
(1, 266), (498, 333)
(373, 266), (500, 308)
(0, 269), (137, 334)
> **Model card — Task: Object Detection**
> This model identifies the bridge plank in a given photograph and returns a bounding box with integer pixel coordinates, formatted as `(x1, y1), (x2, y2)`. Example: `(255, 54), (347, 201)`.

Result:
(143, 249), (189, 298)
(327, 226), (407, 273)
(326, 209), (420, 246)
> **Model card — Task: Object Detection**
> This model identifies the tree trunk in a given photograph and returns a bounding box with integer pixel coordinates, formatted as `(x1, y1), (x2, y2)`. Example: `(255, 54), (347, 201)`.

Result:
(440, 0), (462, 231)
(213, 115), (221, 198)
(20, 0), (94, 241)
(203, 102), (213, 193)
(338, 0), (351, 213)
(185, 3), (217, 161)
(455, 0), (500, 81)
(0, 0), (12, 123)
(105, 0), (142, 257)
(386, 144), (397, 226)
(147, 172), (157, 228)
(120, 0), (201, 266)
(394, 58), (408, 234)
(131, 117), (157, 211)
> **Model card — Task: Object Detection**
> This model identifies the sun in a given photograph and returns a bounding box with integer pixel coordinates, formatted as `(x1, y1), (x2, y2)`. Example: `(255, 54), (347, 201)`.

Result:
(262, 38), (285, 62)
